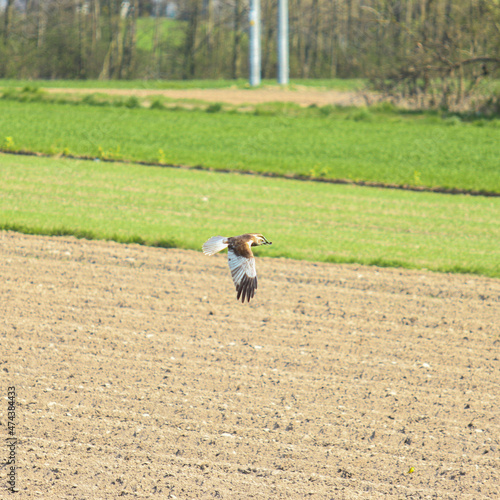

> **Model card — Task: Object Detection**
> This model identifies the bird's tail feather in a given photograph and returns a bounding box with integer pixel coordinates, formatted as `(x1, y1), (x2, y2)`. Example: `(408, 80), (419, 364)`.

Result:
(202, 236), (228, 256)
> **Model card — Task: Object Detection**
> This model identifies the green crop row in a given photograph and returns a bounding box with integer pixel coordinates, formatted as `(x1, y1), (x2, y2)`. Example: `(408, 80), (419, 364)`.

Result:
(0, 98), (498, 193)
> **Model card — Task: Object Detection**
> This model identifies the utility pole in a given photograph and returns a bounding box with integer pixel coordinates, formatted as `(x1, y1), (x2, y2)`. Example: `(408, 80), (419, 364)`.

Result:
(277, 0), (289, 85)
(249, 0), (261, 86)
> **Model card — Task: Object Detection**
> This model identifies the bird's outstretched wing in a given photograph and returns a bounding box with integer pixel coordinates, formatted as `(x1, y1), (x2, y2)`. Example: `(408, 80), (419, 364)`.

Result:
(227, 248), (257, 303)
(202, 236), (228, 256)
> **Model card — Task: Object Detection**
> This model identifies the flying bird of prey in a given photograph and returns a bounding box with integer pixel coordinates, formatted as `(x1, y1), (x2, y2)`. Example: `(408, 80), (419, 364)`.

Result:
(202, 234), (272, 303)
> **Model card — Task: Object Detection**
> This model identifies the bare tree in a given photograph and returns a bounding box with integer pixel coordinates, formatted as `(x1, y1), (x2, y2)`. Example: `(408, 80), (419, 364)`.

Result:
(3, 0), (15, 44)
(183, 0), (201, 79)
(232, 0), (243, 78)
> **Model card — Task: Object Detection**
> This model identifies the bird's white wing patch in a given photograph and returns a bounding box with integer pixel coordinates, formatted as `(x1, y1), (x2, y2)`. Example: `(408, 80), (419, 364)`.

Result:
(228, 248), (257, 303)
(202, 236), (229, 256)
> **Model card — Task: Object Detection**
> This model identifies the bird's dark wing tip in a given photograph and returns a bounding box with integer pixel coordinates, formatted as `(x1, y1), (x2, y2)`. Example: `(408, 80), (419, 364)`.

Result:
(236, 275), (257, 303)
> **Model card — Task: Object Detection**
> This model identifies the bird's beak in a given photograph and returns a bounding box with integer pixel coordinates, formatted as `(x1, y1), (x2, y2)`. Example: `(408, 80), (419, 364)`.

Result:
(263, 237), (272, 245)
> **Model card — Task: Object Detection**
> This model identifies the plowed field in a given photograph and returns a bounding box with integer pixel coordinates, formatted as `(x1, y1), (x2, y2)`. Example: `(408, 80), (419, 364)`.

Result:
(1, 232), (498, 498)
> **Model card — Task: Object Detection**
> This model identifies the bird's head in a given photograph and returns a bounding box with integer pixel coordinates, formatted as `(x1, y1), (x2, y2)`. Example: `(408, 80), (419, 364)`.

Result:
(252, 234), (272, 246)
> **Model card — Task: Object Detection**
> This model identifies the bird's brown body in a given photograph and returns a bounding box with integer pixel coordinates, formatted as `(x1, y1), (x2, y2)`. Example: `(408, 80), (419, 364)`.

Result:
(202, 233), (272, 303)
(227, 234), (262, 258)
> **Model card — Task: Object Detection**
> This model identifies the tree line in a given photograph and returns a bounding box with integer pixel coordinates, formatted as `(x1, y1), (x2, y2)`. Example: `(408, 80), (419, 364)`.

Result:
(1, 1), (499, 110)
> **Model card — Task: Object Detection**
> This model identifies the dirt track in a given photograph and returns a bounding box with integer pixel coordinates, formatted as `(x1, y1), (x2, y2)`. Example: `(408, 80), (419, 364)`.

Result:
(1, 231), (499, 498)
(44, 87), (367, 107)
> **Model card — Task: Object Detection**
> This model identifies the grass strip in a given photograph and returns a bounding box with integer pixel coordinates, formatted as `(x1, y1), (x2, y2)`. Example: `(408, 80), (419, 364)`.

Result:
(1, 153), (498, 278)
(0, 78), (365, 91)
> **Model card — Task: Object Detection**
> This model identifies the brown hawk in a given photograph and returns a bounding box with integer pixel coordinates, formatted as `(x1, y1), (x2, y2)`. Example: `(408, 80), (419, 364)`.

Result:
(202, 234), (272, 303)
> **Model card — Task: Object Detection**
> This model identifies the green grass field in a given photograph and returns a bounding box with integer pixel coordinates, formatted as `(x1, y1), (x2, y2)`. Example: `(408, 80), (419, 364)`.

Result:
(1, 153), (499, 278)
(0, 98), (498, 193)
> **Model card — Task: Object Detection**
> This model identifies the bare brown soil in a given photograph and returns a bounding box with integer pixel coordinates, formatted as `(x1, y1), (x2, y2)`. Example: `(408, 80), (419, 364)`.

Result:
(44, 87), (367, 107)
(1, 231), (499, 498)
